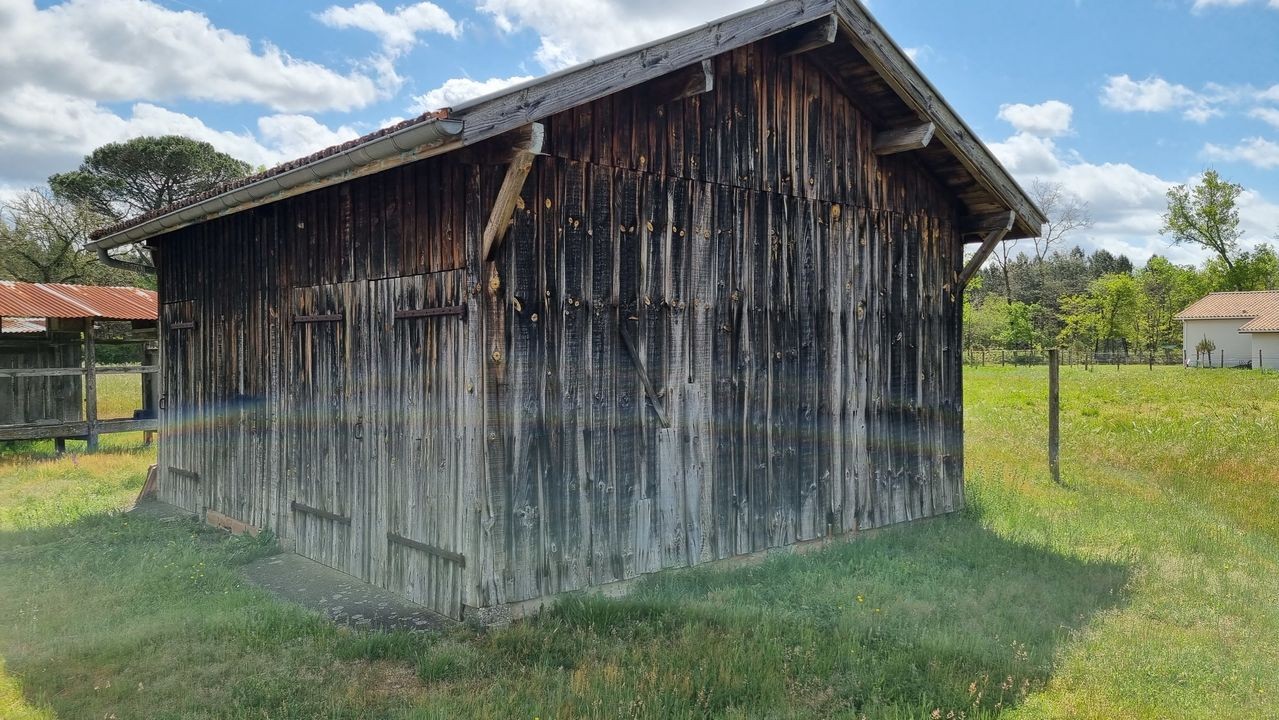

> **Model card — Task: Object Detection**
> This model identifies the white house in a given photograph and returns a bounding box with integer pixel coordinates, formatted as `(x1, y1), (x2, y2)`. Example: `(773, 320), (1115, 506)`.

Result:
(1176, 291), (1279, 369)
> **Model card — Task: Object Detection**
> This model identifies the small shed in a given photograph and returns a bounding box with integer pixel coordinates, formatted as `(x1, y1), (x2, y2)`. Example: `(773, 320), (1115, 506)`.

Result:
(1177, 290), (1279, 368)
(0, 281), (159, 450)
(88, 0), (1044, 619)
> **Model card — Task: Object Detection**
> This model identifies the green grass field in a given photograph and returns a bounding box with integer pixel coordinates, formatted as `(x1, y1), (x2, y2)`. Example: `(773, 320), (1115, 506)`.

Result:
(2, 367), (1277, 719)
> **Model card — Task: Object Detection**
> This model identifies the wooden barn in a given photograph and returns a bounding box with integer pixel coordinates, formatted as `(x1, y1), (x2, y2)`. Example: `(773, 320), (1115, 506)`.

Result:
(89, 0), (1044, 620)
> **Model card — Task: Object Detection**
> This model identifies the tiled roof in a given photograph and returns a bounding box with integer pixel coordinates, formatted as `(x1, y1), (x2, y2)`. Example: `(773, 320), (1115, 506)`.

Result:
(1176, 291), (1279, 333)
(0, 281), (157, 321)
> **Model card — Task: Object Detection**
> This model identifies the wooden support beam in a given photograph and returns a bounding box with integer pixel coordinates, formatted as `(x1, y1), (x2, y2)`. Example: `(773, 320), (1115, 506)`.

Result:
(387, 532), (467, 566)
(0, 418), (158, 442)
(959, 210), (1018, 238)
(776, 14), (838, 57)
(481, 122), (545, 261)
(0, 365), (159, 378)
(637, 60), (714, 106)
(84, 320), (98, 452)
(290, 500), (350, 525)
(618, 320), (670, 429)
(142, 343), (159, 445)
(873, 122), (935, 156)
(394, 305), (467, 320)
(956, 213), (1016, 292)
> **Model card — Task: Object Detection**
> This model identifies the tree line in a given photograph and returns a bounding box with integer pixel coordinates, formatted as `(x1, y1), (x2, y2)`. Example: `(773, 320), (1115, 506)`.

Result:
(965, 171), (1279, 357)
(0, 136), (251, 287)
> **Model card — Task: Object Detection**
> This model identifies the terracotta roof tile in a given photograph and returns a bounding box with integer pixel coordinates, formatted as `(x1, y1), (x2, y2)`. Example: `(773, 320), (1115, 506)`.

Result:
(1176, 291), (1279, 333)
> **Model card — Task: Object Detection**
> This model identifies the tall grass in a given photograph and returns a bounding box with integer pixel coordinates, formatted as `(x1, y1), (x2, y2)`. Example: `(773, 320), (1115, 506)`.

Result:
(0, 366), (1275, 718)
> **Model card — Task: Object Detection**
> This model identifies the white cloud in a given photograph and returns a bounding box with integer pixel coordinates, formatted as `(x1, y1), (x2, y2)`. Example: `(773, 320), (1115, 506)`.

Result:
(987, 121), (1279, 264)
(1099, 74), (1222, 122)
(1249, 107), (1279, 129)
(1192, 0), (1279, 11)
(1099, 74), (1279, 124)
(316, 2), (459, 56)
(411, 75), (536, 112)
(0, 85), (365, 185)
(255, 115), (363, 162)
(997, 100), (1074, 137)
(478, 0), (757, 70)
(0, 0), (390, 113)
(1202, 137), (1279, 169)
(988, 133), (1063, 176)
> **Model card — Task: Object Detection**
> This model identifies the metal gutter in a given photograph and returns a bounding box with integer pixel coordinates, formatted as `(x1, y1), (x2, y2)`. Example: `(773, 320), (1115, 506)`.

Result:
(89, 117), (465, 251)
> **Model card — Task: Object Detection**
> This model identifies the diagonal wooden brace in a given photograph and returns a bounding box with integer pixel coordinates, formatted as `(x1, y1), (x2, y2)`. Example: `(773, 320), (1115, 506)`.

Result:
(481, 122), (545, 261)
(955, 210), (1015, 292)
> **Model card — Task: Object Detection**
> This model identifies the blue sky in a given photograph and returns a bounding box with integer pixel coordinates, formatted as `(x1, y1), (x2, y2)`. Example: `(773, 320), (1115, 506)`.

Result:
(2, 0), (1277, 265)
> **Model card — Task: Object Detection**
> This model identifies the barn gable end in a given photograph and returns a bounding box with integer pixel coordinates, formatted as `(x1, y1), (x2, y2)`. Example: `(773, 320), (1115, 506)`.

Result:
(108, 1), (1042, 619)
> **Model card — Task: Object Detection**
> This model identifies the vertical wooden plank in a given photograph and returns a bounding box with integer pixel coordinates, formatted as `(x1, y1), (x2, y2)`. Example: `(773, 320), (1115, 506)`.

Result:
(476, 162), (509, 608)
(559, 158), (590, 592)
(537, 158), (563, 595)
(614, 168), (643, 578)
(587, 163), (617, 586)
(505, 158), (543, 601)
(659, 176), (690, 569)
(683, 182), (716, 564)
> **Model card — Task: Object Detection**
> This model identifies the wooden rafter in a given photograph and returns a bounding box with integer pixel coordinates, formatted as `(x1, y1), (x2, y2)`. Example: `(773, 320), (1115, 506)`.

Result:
(873, 122), (935, 155)
(481, 122), (545, 261)
(638, 60), (714, 106)
(776, 14), (838, 57)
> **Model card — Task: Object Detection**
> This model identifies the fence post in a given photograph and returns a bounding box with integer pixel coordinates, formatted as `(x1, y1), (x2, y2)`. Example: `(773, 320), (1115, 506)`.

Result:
(1049, 348), (1061, 485)
(84, 319), (98, 453)
(1220, 349), (1225, 368)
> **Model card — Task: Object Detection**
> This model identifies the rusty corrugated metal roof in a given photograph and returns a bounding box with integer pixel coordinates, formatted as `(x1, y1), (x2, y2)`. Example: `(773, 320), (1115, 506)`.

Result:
(0, 281), (157, 321)
(1, 317), (46, 334)
(1176, 291), (1279, 334)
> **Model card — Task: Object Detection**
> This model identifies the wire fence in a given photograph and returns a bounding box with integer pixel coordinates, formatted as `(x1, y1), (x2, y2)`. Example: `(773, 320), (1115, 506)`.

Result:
(963, 348), (1274, 370)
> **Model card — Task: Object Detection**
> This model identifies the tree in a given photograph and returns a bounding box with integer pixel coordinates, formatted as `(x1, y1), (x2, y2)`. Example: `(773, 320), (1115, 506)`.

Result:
(1203, 243), (1279, 291)
(0, 189), (143, 285)
(986, 237), (1021, 304)
(1161, 169), (1246, 289)
(1029, 179), (1093, 264)
(49, 136), (251, 223)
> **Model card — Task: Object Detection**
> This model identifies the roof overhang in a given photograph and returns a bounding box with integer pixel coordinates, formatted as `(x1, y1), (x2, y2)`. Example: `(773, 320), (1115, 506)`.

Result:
(90, 0), (1045, 251)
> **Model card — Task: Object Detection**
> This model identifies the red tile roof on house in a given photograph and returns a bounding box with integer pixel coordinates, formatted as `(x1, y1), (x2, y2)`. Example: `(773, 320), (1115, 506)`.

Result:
(1175, 291), (1279, 333)
(0, 281), (157, 322)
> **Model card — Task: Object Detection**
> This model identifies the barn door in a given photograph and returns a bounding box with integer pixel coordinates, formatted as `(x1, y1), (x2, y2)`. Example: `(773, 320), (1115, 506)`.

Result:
(372, 271), (468, 618)
(159, 301), (203, 512)
(287, 282), (368, 579)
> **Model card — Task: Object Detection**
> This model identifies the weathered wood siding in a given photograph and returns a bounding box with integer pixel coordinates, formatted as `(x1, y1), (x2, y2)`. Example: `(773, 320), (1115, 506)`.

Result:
(153, 162), (478, 617)
(475, 44), (963, 606)
(0, 339), (82, 426)
(152, 38), (964, 617)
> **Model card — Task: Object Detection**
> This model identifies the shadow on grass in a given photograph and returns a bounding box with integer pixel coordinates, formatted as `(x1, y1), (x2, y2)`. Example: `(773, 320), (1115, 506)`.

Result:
(440, 514), (1133, 719)
(0, 501), (1130, 719)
